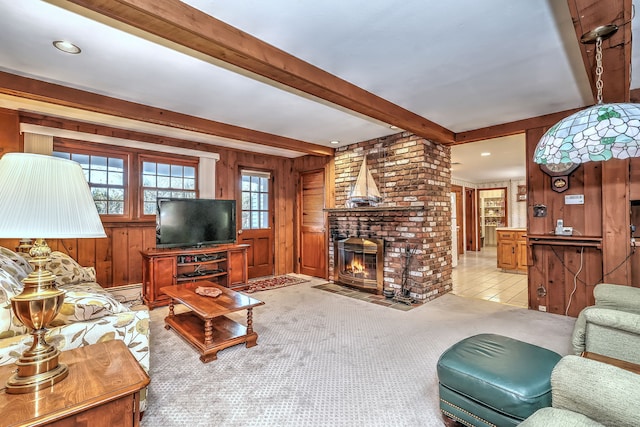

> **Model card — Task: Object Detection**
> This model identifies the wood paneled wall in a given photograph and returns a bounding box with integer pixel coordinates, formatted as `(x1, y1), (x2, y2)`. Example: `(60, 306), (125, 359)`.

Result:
(0, 110), (332, 288)
(526, 125), (636, 317)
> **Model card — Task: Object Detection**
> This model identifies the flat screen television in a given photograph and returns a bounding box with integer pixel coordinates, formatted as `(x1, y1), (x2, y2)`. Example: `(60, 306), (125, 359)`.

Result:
(156, 198), (237, 248)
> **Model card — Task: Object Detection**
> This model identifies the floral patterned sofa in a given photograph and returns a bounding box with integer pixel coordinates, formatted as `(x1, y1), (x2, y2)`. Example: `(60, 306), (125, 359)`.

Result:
(0, 246), (150, 411)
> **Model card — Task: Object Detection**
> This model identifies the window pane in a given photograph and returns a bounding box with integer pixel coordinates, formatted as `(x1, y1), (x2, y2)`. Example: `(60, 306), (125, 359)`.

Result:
(171, 177), (183, 188)
(109, 188), (124, 201)
(144, 202), (157, 215)
(144, 190), (157, 201)
(251, 176), (260, 192)
(184, 178), (195, 190)
(91, 170), (107, 185)
(241, 176), (251, 191)
(53, 152), (70, 160)
(94, 201), (107, 214)
(91, 187), (107, 201)
(260, 212), (269, 228)
(108, 201), (123, 214)
(251, 212), (260, 228)
(158, 190), (172, 199)
(108, 158), (124, 170)
(242, 212), (250, 229)
(171, 164), (183, 176)
(71, 153), (90, 167)
(260, 193), (268, 210)
(157, 176), (170, 188)
(157, 163), (170, 176)
(251, 193), (259, 210)
(242, 193), (250, 210)
(108, 172), (123, 186)
(142, 162), (156, 174)
(259, 177), (268, 192)
(184, 167), (195, 178)
(142, 174), (156, 187)
(91, 156), (108, 171)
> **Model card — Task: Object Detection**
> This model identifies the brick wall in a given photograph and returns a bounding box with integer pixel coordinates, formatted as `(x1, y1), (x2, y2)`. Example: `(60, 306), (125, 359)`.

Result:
(328, 132), (453, 302)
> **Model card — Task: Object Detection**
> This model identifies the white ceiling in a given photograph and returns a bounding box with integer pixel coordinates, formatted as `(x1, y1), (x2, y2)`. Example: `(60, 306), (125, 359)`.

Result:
(0, 1), (637, 182)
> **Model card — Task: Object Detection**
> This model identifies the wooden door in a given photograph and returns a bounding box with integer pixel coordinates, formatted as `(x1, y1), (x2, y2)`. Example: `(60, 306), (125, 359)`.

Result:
(299, 169), (327, 278)
(237, 169), (274, 278)
(452, 185), (464, 255)
(465, 188), (477, 251)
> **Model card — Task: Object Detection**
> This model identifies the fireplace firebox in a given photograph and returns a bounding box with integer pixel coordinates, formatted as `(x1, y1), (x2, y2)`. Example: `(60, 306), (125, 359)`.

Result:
(335, 237), (384, 293)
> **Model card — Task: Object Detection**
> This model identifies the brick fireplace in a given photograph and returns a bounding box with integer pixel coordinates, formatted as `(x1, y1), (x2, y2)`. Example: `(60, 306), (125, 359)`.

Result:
(327, 132), (452, 302)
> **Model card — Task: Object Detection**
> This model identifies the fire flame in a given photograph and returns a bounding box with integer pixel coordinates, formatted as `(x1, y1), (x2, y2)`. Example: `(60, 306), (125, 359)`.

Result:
(349, 258), (365, 275)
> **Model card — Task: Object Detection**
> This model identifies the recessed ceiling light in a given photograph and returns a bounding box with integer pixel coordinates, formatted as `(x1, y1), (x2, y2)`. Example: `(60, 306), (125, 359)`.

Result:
(53, 40), (81, 54)
(389, 125), (399, 130)
(481, 152), (491, 157)
(330, 140), (340, 145)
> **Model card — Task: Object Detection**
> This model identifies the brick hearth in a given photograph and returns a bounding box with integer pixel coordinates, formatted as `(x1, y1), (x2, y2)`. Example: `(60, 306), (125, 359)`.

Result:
(328, 132), (452, 302)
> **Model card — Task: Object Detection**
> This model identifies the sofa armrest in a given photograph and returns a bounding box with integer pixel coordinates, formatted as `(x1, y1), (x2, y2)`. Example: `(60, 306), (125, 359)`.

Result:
(594, 284), (640, 315)
(582, 308), (640, 363)
(549, 355), (640, 427)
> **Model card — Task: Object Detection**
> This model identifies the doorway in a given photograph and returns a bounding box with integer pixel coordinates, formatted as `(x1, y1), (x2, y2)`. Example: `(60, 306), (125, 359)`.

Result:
(478, 187), (508, 247)
(452, 185), (464, 256)
(464, 188), (478, 251)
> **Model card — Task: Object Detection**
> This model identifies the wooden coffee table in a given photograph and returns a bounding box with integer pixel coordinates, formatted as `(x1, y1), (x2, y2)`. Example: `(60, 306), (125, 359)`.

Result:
(162, 281), (265, 363)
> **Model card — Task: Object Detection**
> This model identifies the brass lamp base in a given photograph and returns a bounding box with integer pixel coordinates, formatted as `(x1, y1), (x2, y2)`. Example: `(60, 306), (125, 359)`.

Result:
(6, 238), (68, 394)
(6, 345), (68, 394)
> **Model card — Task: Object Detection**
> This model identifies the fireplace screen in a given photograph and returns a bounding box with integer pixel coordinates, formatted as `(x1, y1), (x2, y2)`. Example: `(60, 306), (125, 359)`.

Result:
(335, 237), (383, 293)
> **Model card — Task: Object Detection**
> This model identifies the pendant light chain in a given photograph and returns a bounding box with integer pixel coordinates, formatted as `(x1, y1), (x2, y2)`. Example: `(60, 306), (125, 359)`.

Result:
(595, 37), (604, 104)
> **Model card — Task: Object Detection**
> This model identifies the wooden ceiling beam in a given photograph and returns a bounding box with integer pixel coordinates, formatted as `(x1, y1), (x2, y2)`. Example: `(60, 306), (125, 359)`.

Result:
(0, 71), (333, 156)
(59, 0), (455, 144)
(566, 0), (632, 103)
(453, 107), (584, 145)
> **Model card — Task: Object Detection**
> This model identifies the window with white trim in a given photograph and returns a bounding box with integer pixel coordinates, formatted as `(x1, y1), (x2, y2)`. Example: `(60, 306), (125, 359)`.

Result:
(141, 160), (197, 215)
(52, 151), (126, 215)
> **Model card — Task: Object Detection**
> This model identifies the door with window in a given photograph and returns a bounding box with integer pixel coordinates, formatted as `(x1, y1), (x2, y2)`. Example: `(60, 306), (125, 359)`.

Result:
(237, 169), (274, 278)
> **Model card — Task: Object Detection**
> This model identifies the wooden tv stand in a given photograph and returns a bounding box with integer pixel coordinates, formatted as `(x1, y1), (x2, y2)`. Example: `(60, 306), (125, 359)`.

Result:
(141, 244), (249, 309)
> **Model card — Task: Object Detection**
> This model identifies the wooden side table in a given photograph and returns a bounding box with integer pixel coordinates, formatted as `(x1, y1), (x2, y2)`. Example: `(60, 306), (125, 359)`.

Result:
(0, 340), (150, 427)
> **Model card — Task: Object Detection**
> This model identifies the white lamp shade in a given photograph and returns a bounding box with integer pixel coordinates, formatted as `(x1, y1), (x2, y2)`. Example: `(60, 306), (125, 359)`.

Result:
(0, 153), (106, 238)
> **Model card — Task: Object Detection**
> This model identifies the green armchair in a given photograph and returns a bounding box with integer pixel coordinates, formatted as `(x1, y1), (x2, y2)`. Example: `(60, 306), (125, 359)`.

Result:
(571, 284), (640, 363)
(519, 355), (640, 427)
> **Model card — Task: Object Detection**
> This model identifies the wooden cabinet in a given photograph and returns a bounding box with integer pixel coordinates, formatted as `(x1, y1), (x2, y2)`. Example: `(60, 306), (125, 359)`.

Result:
(496, 229), (527, 272)
(141, 244), (249, 309)
(0, 341), (149, 427)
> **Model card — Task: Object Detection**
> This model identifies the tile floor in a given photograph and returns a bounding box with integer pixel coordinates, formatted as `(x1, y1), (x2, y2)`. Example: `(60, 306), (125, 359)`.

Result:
(451, 246), (528, 308)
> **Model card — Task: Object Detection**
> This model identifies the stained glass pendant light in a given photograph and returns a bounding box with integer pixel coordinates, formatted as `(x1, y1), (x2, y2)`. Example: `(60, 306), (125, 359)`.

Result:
(534, 24), (640, 165)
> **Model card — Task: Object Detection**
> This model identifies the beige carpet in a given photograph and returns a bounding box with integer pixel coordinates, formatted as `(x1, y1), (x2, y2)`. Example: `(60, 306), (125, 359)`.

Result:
(141, 277), (575, 426)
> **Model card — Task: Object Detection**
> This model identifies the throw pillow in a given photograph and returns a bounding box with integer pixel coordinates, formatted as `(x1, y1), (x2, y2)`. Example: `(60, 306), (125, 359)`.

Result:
(52, 282), (129, 325)
(0, 246), (33, 276)
(0, 269), (28, 337)
(46, 251), (96, 286)
(0, 252), (30, 281)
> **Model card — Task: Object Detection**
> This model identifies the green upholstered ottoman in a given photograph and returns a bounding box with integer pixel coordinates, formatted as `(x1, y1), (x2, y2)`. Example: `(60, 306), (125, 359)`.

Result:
(437, 334), (562, 427)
